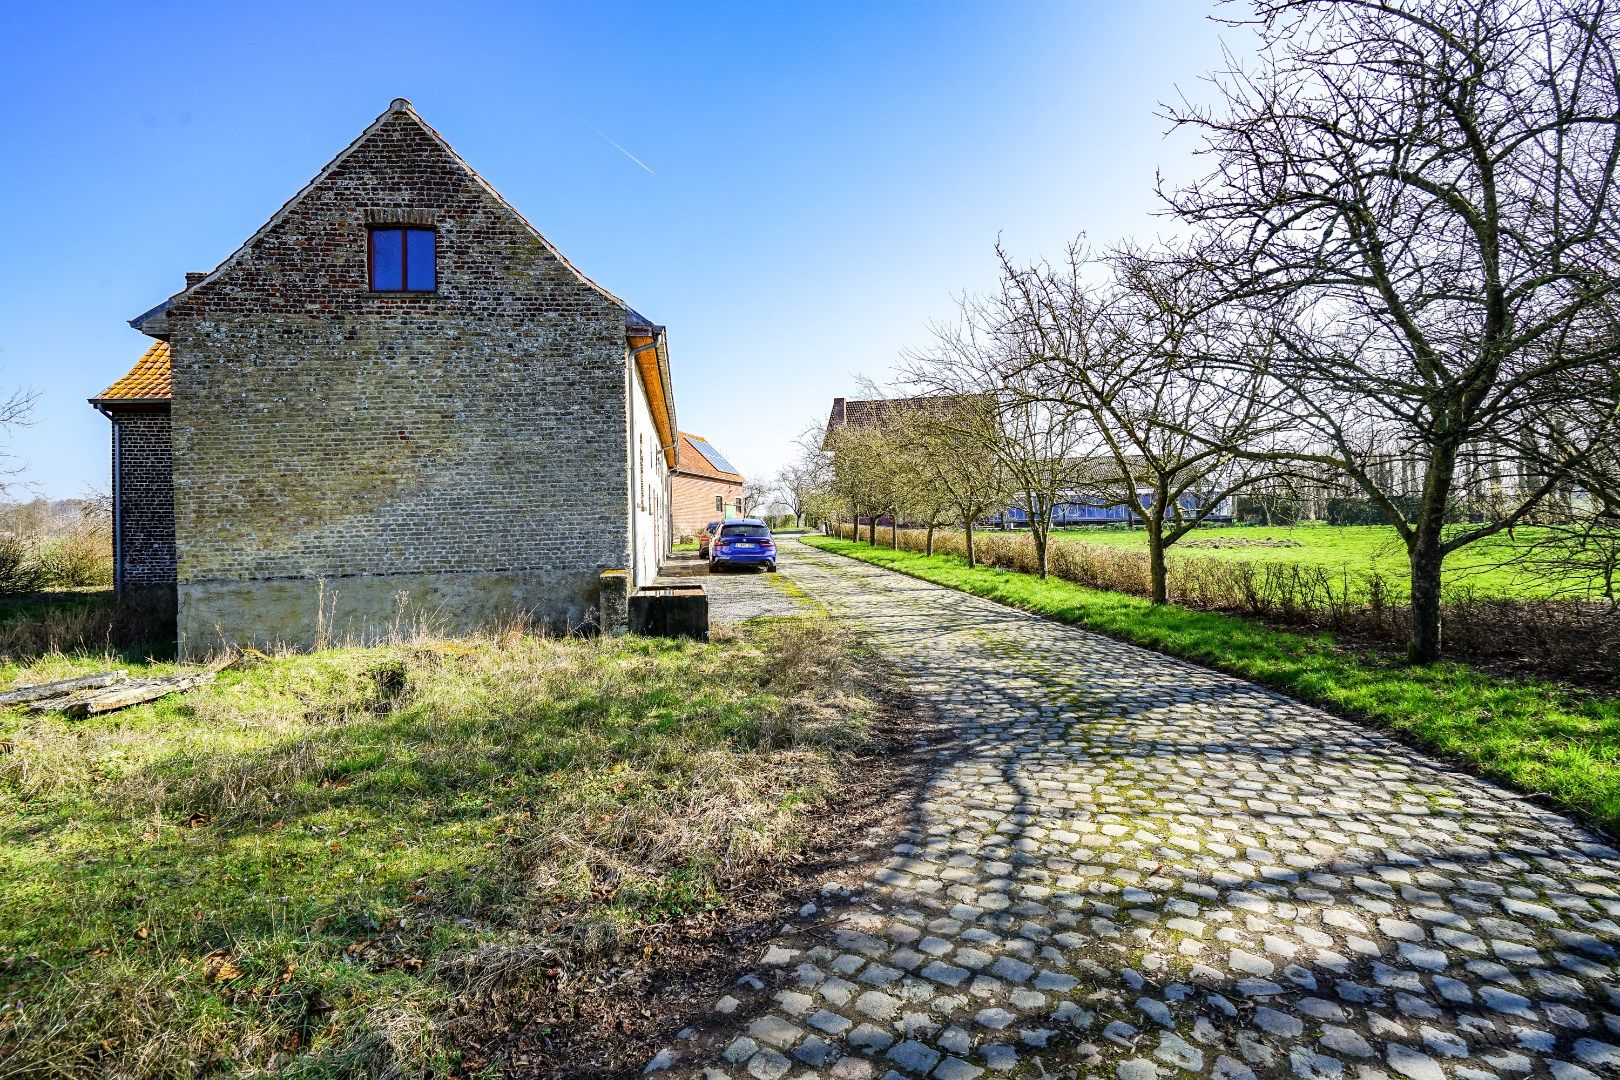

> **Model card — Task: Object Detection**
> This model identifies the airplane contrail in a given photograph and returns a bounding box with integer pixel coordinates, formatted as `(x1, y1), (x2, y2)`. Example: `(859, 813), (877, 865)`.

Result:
(576, 116), (655, 175)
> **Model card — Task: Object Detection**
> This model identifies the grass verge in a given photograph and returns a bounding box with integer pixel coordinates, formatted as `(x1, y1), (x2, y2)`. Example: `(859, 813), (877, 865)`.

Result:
(805, 535), (1620, 835)
(0, 614), (881, 1077)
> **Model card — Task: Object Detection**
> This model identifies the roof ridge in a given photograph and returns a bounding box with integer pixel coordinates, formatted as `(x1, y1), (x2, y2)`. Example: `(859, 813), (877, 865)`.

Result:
(136, 98), (631, 328)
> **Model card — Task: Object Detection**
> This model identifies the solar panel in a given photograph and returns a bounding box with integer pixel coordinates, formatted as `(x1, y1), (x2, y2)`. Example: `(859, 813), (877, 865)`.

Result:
(688, 436), (740, 476)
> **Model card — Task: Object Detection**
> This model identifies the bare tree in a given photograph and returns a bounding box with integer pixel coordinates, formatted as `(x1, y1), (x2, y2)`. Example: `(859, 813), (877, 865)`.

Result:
(1164, 0), (1620, 662)
(904, 297), (1091, 578)
(889, 431), (952, 554)
(1510, 439), (1620, 604)
(1516, 509), (1620, 604)
(998, 240), (1289, 602)
(905, 396), (1011, 566)
(772, 446), (830, 528)
(0, 381), (37, 495)
(822, 415), (910, 545)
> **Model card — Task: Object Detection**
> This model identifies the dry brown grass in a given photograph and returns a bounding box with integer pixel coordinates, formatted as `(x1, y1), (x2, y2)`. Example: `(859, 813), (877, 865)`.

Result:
(0, 614), (884, 1077)
(0, 595), (120, 662)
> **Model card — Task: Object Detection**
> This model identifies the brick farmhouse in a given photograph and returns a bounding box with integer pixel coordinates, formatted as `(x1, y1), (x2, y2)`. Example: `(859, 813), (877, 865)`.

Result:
(670, 431), (745, 539)
(92, 99), (677, 652)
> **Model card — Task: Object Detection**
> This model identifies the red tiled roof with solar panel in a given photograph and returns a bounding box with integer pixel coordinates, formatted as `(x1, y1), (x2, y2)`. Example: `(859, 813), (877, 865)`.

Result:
(675, 432), (744, 483)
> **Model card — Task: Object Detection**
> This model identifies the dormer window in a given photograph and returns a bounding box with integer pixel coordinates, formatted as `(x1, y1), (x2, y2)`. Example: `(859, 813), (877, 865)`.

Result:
(368, 226), (436, 292)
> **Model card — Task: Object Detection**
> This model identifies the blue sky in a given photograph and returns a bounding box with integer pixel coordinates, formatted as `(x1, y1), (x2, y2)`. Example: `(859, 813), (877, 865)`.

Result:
(0, 1), (1243, 498)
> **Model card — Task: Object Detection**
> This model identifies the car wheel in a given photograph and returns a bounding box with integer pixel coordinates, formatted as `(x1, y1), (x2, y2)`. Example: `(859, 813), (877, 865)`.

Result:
(767, 562), (778, 573)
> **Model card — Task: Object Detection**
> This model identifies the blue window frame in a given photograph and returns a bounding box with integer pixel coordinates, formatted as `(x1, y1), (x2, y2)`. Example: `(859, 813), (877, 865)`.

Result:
(368, 226), (436, 291)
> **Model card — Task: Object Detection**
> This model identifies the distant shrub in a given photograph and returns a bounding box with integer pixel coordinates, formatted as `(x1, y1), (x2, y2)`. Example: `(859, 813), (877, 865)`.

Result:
(37, 528), (113, 588)
(1325, 496), (1465, 526)
(0, 498), (114, 591)
(1234, 495), (1305, 526)
(0, 592), (117, 658)
(0, 534), (45, 595)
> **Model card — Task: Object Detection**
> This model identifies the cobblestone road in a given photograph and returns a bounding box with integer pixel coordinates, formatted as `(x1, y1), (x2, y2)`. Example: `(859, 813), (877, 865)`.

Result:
(650, 540), (1620, 1080)
(655, 551), (810, 623)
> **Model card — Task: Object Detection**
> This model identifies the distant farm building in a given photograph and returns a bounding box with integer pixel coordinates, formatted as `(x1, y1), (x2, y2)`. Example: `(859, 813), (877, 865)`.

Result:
(1002, 490), (1233, 526)
(671, 432), (745, 538)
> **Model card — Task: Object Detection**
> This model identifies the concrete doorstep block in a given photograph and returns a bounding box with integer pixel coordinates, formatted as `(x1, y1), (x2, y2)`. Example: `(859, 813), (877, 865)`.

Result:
(628, 584), (709, 640)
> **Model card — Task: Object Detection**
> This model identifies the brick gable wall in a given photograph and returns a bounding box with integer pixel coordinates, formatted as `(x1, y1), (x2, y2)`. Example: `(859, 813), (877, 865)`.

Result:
(162, 108), (632, 650)
(672, 473), (744, 539)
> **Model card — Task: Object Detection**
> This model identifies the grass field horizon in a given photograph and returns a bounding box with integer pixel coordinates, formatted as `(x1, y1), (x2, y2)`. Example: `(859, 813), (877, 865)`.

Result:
(1036, 522), (1601, 601)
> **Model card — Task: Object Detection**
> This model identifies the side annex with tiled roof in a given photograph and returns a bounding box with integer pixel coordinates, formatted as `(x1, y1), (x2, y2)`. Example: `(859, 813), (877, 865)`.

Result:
(91, 341), (177, 618)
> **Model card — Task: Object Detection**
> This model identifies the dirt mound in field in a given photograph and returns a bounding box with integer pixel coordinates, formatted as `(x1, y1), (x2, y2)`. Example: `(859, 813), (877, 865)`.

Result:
(1182, 537), (1305, 549)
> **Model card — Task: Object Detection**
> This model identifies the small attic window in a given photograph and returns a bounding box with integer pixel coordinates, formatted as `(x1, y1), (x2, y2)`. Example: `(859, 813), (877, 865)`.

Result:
(368, 226), (436, 292)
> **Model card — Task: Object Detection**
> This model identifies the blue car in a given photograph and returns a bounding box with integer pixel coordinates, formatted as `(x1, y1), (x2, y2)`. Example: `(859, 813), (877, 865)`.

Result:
(708, 519), (777, 572)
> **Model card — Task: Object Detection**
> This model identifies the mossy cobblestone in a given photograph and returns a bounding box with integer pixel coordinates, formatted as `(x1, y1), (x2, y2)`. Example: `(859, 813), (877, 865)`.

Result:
(649, 541), (1620, 1079)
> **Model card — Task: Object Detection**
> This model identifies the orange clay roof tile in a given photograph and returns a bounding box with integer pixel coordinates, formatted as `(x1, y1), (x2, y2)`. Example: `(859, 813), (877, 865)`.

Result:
(93, 341), (171, 403)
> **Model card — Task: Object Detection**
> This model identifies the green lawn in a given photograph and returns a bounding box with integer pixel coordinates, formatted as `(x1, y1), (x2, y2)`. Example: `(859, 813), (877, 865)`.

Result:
(0, 616), (879, 1077)
(1049, 523), (1585, 600)
(805, 535), (1620, 836)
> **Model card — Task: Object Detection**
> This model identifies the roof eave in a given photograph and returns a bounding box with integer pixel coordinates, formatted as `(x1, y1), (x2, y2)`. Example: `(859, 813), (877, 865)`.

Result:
(128, 298), (175, 339)
(89, 396), (171, 417)
(654, 332), (676, 465)
(627, 326), (678, 469)
(674, 468), (744, 483)
(625, 306), (660, 335)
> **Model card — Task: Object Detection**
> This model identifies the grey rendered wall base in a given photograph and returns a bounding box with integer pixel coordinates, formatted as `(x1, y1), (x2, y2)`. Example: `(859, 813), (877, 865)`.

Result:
(177, 568), (605, 656)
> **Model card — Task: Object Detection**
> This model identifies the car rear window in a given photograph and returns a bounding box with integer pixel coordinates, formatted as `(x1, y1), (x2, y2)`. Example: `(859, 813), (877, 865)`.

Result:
(719, 524), (771, 538)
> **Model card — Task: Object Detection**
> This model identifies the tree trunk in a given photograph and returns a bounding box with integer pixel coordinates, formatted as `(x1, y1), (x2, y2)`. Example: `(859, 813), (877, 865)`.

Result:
(1408, 528), (1445, 664)
(868, 515), (877, 545)
(891, 515), (899, 549)
(965, 520), (977, 567)
(1146, 523), (1169, 604)
(1033, 521), (1051, 578)
(926, 524), (935, 556)
(1407, 451), (1459, 665)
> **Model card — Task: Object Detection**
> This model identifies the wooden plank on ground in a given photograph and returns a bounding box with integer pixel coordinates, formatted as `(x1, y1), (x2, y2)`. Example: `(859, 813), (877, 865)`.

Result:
(0, 671), (127, 708)
(63, 674), (215, 718)
(61, 652), (240, 719)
